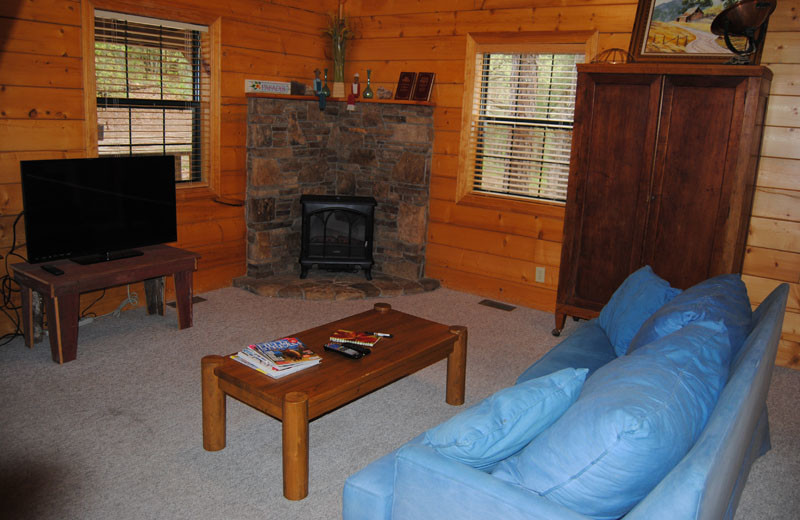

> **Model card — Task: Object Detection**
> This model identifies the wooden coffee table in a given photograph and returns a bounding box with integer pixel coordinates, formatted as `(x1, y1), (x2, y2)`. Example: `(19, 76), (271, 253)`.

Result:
(201, 302), (467, 500)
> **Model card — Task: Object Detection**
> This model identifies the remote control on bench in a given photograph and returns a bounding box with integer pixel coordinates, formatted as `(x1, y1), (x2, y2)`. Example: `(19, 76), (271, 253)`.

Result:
(41, 264), (65, 276)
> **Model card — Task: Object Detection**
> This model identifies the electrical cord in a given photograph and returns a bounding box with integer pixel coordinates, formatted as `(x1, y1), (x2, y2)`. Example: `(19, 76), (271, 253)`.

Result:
(81, 289), (106, 319)
(75, 285), (137, 327)
(111, 285), (139, 318)
(43, 285), (138, 334)
(0, 211), (26, 346)
(1, 210), (139, 340)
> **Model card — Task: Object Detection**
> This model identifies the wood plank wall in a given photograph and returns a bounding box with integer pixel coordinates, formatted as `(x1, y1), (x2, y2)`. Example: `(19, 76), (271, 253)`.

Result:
(1, 0), (798, 368)
(742, 1), (800, 369)
(344, 0), (638, 313)
(345, 0), (800, 368)
(0, 0), (335, 338)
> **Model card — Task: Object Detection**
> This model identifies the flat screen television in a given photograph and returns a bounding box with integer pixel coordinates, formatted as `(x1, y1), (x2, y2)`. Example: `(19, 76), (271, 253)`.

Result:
(20, 155), (178, 265)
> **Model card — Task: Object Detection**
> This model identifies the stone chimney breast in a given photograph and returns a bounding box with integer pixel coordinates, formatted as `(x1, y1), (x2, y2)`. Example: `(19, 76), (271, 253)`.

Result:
(242, 97), (434, 281)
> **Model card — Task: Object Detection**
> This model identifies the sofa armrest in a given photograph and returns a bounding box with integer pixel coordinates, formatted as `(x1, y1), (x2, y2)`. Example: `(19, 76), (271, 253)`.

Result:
(391, 444), (591, 520)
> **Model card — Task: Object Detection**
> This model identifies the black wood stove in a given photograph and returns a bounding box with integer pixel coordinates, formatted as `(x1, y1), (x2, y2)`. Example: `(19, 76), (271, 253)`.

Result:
(299, 194), (377, 280)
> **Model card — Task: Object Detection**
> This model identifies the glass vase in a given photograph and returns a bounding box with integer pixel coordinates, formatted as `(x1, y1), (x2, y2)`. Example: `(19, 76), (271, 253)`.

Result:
(362, 69), (374, 99)
(321, 68), (330, 97)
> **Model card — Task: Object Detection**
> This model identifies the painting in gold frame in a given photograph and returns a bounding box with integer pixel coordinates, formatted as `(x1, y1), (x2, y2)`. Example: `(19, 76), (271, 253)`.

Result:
(628, 0), (762, 64)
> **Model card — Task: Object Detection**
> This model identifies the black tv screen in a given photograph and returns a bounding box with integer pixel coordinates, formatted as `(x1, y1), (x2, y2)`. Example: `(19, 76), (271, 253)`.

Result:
(20, 156), (178, 265)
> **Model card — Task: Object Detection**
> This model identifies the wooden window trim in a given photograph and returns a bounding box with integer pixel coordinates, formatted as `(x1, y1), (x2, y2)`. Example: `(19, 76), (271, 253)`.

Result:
(456, 31), (598, 218)
(81, 0), (221, 200)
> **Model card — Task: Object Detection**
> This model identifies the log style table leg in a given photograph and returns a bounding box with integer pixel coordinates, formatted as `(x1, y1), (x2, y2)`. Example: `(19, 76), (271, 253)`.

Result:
(202, 355), (226, 451)
(446, 326), (467, 406)
(282, 391), (309, 500)
(31, 291), (43, 345)
(20, 288), (44, 347)
(20, 286), (34, 348)
(173, 270), (194, 330)
(144, 277), (165, 316)
(45, 292), (80, 364)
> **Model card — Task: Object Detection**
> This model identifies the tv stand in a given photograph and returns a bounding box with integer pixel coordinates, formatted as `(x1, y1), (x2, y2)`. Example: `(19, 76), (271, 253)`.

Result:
(71, 248), (145, 265)
(11, 244), (199, 363)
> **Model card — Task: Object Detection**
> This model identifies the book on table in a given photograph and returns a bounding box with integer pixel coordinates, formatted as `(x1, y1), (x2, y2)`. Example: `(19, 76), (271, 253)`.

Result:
(231, 337), (321, 379)
(329, 329), (381, 346)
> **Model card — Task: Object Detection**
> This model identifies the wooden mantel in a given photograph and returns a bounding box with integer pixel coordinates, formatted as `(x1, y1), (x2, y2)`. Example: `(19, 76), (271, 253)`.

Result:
(245, 92), (433, 106)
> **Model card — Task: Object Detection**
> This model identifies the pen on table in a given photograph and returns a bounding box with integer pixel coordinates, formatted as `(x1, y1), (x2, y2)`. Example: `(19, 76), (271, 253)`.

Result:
(364, 331), (393, 338)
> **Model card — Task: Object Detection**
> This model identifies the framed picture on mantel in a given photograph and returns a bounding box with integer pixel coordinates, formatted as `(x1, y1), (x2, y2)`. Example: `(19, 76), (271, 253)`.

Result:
(394, 72), (416, 100)
(628, 0), (755, 64)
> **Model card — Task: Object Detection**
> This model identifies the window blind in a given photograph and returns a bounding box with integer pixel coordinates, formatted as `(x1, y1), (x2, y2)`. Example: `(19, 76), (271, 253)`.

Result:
(94, 11), (210, 183)
(469, 53), (582, 202)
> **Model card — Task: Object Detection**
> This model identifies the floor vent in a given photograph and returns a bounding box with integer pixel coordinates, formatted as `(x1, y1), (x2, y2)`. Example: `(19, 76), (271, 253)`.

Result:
(167, 296), (207, 308)
(478, 299), (516, 311)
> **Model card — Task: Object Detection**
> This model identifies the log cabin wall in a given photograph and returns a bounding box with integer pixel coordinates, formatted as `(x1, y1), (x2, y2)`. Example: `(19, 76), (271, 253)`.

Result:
(1, 0), (798, 369)
(345, 0), (800, 368)
(0, 0), (335, 337)
(344, 0), (637, 313)
(742, 2), (800, 369)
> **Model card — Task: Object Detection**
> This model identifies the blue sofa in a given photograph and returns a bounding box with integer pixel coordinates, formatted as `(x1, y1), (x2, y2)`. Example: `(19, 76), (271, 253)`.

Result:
(343, 270), (789, 520)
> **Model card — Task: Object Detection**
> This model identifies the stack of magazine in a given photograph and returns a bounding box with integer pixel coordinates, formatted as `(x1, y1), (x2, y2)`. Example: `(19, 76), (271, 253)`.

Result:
(231, 337), (321, 379)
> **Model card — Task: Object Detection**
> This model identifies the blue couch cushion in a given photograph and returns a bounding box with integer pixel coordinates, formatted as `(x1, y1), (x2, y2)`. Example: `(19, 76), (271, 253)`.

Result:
(628, 274), (752, 357)
(492, 321), (730, 520)
(597, 266), (682, 356)
(424, 368), (587, 471)
(517, 320), (616, 384)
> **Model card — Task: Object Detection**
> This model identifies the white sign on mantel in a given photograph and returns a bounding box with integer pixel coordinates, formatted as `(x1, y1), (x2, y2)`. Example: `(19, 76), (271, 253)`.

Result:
(245, 79), (291, 94)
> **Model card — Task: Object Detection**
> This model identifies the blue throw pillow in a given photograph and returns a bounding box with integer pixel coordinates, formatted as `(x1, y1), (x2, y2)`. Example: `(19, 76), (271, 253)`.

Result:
(491, 321), (730, 520)
(628, 274), (752, 357)
(423, 367), (587, 471)
(597, 266), (681, 356)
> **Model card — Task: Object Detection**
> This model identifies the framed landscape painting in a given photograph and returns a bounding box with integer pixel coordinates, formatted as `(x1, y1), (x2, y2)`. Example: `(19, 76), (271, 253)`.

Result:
(628, 0), (757, 64)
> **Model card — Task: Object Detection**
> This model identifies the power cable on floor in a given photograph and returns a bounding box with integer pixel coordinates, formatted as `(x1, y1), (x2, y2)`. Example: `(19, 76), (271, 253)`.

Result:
(0, 212), (26, 346)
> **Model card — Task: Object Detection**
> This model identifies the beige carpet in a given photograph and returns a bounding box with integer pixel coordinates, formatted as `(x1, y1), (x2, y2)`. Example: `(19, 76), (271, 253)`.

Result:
(0, 286), (796, 519)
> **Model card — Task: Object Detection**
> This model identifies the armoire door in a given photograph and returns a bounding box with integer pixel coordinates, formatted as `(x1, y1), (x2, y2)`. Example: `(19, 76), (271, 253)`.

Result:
(642, 74), (756, 289)
(556, 72), (662, 318)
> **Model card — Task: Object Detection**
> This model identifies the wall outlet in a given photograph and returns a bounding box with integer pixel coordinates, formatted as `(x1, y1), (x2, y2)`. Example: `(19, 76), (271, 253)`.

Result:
(535, 266), (546, 283)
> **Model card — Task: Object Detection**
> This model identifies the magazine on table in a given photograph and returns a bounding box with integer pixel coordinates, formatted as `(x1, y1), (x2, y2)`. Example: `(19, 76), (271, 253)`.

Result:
(231, 337), (321, 379)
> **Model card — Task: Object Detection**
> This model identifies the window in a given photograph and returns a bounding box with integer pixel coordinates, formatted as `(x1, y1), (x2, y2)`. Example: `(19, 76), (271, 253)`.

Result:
(471, 53), (581, 202)
(458, 34), (595, 206)
(93, 10), (211, 184)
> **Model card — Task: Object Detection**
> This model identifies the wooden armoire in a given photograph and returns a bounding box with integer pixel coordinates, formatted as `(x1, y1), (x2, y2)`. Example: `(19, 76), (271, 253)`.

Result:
(554, 63), (771, 335)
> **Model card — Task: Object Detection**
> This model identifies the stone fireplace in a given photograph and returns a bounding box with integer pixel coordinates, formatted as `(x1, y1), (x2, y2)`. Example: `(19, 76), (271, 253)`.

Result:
(239, 96), (435, 290)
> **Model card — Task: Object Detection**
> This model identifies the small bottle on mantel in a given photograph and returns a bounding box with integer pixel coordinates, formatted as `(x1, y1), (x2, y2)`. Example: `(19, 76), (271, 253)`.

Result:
(362, 69), (374, 99)
(347, 73), (360, 111)
(321, 68), (331, 97)
(313, 68), (322, 95)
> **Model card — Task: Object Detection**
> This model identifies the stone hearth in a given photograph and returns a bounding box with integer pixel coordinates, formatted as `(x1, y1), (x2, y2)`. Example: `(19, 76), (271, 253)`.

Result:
(237, 96), (436, 300)
(235, 271), (440, 300)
